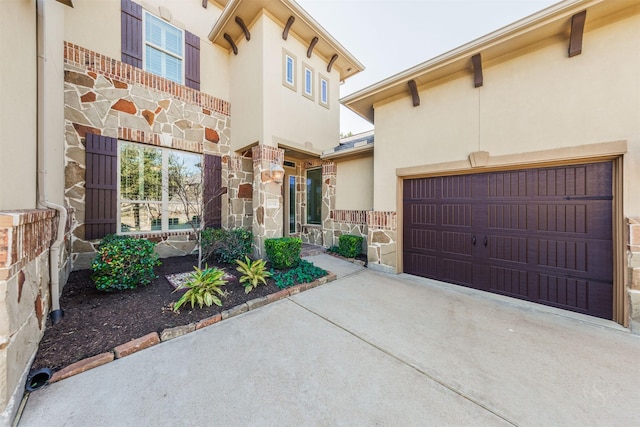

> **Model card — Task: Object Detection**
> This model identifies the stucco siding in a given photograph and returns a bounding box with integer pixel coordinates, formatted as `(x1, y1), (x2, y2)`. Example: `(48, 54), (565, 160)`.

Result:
(372, 13), (640, 213)
(0, 0), (38, 210)
(336, 157), (374, 211)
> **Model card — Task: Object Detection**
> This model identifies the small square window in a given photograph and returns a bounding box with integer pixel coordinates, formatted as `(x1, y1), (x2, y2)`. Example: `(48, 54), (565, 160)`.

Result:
(282, 49), (296, 91)
(319, 74), (329, 108)
(303, 63), (314, 101)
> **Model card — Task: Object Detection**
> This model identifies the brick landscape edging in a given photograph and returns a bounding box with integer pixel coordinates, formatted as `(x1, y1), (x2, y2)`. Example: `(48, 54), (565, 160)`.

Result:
(45, 272), (337, 385)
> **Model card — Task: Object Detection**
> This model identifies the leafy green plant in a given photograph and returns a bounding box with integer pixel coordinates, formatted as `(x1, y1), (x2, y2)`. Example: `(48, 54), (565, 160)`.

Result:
(236, 256), (272, 294)
(91, 235), (160, 292)
(201, 228), (253, 264)
(173, 266), (227, 311)
(338, 234), (364, 258)
(271, 260), (327, 289)
(264, 237), (302, 270)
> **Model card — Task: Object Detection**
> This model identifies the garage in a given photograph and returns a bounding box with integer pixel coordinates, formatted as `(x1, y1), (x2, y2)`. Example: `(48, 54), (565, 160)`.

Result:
(403, 162), (613, 319)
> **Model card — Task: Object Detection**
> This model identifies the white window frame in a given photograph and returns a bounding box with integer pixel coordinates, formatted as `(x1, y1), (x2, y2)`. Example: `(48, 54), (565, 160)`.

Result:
(282, 49), (297, 91)
(303, 63), (314, 101)
(143, 10), (185, 84)
(319, 74), (329, 108)
(117, 141), (202, 234)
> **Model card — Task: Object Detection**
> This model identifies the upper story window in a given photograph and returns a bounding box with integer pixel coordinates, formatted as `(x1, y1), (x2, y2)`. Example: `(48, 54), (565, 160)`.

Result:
(144, 11), (184, 84)
(282, 49), (296, 91)
(303, 64), (314, 101)
(319, 74), (329, 108)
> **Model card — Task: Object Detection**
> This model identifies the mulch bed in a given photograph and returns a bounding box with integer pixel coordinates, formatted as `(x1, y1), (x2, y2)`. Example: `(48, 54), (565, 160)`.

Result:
(31, 255), (283, 373)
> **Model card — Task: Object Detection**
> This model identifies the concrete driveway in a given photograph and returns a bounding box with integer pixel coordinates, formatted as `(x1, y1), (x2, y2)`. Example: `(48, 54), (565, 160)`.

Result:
(18, 255), (640, 426)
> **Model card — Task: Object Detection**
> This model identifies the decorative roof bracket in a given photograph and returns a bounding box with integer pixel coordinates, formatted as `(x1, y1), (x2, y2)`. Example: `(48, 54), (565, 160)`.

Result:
(407, 80), (420, 107)
(307, 37), (318, 58)
(327, 54), (338, 73)
(568, 10), (587, 57)
(223, 33), (238, 55)
(202, 0), (207, 8)
(235, 16), (250, 41)
(283, 16), (295, 40)
(471, 53), (483, 88)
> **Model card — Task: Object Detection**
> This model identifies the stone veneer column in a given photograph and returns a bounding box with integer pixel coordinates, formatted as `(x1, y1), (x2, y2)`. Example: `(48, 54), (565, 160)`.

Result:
(367, 211), (398, 274)
(226, 155), (253, 229)
(321, 162), (336, 248)
(252, 145), (285, 257)
(627, 217), (640, 334)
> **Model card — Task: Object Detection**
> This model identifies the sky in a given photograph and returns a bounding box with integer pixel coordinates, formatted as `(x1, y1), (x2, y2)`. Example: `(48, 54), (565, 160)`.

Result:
(295, 0), (559, 135)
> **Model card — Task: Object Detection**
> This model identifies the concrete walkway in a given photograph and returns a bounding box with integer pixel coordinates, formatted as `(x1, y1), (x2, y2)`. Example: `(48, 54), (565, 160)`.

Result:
(18, 255), (640, 426)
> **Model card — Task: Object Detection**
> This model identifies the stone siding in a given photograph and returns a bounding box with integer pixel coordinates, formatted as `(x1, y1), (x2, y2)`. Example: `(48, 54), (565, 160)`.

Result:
(252, 145), (284, 257)
(226, 155), (253, 230)
(367, 211), (397, 273)
(627, 217), (640, 334)
(63, 43), (232, 268)
(0, 209), (65, 425)
(332, 210), (368, 253)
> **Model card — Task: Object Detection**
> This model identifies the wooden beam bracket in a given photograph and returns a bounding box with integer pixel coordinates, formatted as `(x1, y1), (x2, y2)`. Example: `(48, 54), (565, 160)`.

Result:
(307, 37), (319, 58)
(223, 33), (238, 55)
(283, 16), (295, 40)
(327, 54), (338, 73)
(235, 16), (250, 41)
(407, 80), (420, 107)
(202, 0), (207, 8)
(568, 10), (587, 57)
(471, 53), (483, 88)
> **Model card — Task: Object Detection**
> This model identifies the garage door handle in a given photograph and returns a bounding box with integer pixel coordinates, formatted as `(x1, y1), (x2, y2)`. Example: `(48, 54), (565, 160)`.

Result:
(483, 236), (488, 247)
(472, 236), (476, 246)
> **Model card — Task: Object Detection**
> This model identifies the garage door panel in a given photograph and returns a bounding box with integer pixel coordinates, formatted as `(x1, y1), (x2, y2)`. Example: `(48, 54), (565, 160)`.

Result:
(403, 161), (613, 320)
(490, 266), (529, 298)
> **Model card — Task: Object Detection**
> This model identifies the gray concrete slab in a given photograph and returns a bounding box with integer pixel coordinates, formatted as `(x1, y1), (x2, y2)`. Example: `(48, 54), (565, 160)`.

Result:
(303, 254), (364, 278)
(19, 299), (506, 426)
(18, 265), (640, 426)
(292, 270), (640, 426)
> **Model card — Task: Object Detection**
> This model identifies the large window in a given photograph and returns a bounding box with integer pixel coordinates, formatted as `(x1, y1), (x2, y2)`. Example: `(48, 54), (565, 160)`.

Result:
(144, 11), (184, 84)
(306, 168), (322, 225)
(119, 142), (201, 233)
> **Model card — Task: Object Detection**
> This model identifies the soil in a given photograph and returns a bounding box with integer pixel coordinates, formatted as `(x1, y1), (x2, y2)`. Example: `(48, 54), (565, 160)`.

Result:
(31, 255), (284, 373)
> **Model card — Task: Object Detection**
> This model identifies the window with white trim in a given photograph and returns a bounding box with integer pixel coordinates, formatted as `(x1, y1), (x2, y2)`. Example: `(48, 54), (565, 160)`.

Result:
(118, 142), (201, 233)
(144, 11), (184, 84)
(319, 74), (329, 107)
(303, 64), (314, 100)
(282, 49), (296, 91)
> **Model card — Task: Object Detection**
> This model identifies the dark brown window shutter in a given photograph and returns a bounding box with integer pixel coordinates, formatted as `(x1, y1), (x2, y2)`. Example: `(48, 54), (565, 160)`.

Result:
(203, 154), (222, 228)
(185, 31), (201, 90)
(85, 134), (118, 240)
(121, 0), (143, 68)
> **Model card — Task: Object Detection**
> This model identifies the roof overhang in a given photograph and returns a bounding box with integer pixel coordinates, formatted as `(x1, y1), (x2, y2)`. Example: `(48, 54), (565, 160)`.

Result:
(208, 0), (364, 81)
(341, 0), (640, 123)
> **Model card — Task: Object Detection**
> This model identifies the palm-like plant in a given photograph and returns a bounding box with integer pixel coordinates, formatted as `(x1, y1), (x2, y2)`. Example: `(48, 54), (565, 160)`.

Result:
(236, 256), (272, 294)
(173, 265), (227, 311)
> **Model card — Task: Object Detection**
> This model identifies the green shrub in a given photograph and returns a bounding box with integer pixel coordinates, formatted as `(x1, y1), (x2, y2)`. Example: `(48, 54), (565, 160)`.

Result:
(91, 235), (160, 292)
(236, 256), (272, 294)
(264, 237), (302, 270)
(201, 228), (253, 264)
(338, 234), (364, 258)
(173, 266), (227, 311)
(271, 260), (327, 289)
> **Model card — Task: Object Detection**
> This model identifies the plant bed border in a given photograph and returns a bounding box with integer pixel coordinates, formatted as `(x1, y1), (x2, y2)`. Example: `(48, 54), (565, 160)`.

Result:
(44, 271), (336, 386)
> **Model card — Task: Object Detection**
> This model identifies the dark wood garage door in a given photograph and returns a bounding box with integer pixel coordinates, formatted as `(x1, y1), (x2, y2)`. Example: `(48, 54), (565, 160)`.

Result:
(403, 162), (613, 319)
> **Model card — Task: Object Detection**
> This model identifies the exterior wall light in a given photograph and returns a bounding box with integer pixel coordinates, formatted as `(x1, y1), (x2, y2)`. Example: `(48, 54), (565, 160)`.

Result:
(269, 163), (285, 184)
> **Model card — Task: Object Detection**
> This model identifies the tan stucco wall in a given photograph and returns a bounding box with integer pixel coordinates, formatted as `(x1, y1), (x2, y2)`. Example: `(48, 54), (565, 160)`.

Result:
(64, 0), (229, 100)
(335, 156), (374, 211)
(228, 15), (265, 152)
(262, 14), (341, 152)
(0, 0), (38, 210)
(373, 13), (640, 213)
